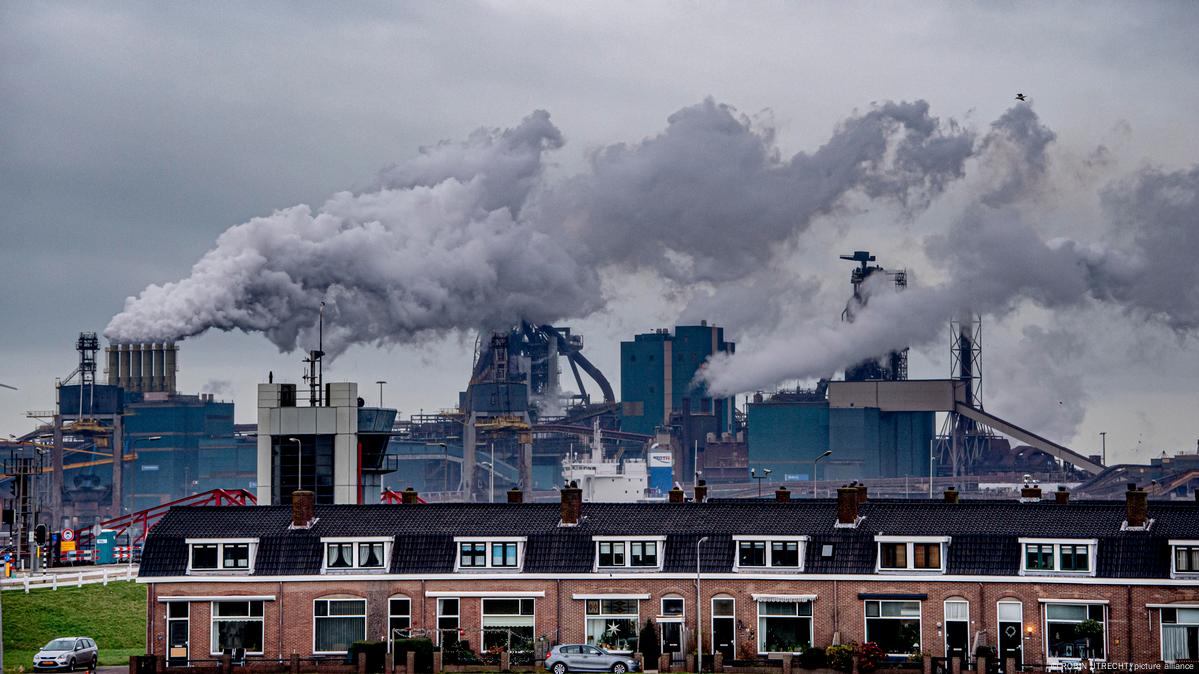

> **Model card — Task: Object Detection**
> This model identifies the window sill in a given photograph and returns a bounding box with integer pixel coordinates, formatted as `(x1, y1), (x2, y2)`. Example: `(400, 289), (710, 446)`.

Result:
(455, 567), (523, 573)
(322, 568), (387, 574)
(1019, 570), (1094, 577)
(734, 567), (803, 573)
(186, 569), (253, 576)
(876, 568), (944, 574)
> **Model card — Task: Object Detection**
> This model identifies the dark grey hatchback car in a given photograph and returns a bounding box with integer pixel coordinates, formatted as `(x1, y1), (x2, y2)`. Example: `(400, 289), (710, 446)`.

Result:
(544, 644), (640, 674)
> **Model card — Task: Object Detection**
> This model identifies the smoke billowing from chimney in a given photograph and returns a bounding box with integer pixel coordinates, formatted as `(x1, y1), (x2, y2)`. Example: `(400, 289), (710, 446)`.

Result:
(104, 99), (974, 356)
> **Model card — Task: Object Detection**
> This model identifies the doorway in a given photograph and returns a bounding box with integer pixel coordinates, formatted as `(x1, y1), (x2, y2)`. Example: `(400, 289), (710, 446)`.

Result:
(166, 602), (189, 667)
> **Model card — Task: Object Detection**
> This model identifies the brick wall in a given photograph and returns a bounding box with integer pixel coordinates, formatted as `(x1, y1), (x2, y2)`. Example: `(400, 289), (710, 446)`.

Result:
(147, 577), (1199, 664)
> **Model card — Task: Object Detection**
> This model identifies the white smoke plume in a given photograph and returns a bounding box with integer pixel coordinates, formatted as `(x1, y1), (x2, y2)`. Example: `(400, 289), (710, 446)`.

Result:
(106, 99), (976, 354)
(703, 105), (1199, 398)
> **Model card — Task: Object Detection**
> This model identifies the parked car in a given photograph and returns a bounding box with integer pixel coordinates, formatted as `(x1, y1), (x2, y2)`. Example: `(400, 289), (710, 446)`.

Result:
(544, 644), (640, 674)
(33, 637), (98, 672)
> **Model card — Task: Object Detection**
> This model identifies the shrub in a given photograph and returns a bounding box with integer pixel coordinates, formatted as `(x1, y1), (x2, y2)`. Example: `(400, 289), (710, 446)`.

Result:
(856, 642), (885, 673)
(349, 641), (387, 674)
(391, 638), (435, 672)
(443, 639), (481, 665)
(825, 643), (856, 673)
(799, 645), (827, 670)
(974, 645), (996, 660)
(639, 619), (661, 664)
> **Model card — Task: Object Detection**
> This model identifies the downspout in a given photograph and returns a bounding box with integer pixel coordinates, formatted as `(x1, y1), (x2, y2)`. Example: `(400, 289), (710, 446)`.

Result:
(147, 583), (155, 655)
(556, 579), (562, 644)
(832, 579), (840, 644)
(278, 581), (284, 657)
(1126, 585), (1133, 663)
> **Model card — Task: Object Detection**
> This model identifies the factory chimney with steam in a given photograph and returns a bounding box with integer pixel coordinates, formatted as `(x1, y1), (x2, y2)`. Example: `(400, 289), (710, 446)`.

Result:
(106, 341), (178, 394)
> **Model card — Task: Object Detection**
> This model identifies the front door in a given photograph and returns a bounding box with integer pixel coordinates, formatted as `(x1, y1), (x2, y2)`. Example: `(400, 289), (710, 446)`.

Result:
(661, 622), (683, 662)
(166, 602), (189, 667)
(712, 598), (736, 660)
(997, 601), (1023, 672)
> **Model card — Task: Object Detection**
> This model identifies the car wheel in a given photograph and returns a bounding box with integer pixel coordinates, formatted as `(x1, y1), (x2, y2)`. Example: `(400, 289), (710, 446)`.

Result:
(612, 664), (627, 674)
(69, 658), (76, 671)
(552, 662), (567, 674)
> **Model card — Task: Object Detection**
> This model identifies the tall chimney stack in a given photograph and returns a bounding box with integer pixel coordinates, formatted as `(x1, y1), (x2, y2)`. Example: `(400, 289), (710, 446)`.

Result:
(164, 342), (177, 394)
(129, 344), (142, 392)
(106, 346), (119, 386)
(140, 343), (154, 393)
(560, 481), (582, 526)
(119, 344), (132, 389)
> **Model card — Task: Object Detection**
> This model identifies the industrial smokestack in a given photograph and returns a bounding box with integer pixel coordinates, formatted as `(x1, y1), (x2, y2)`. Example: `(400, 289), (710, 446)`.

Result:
(164, 342), (177, 394)
(106, 346), (118, 386)
(148, 343), (160, 392)
(140, 343), (154, 393)
(129, 344), (142, 392)
(119, 344), (131, 390)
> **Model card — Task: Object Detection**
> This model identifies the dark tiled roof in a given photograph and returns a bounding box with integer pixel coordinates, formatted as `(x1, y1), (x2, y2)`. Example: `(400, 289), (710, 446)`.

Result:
(139, 498), (1199, 579)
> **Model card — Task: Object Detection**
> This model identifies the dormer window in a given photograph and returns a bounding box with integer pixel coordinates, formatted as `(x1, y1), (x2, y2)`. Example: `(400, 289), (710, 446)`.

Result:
(875, 536), (948, 573)
(1170, 540), (1199, 577)
(321, 537), (391, 572)
(454, 537), (526, 571)
(734, 536), (807, 571)
(187, 539), (257, 573)
(1019, 538), (1096, 576)
(593, 536), (665, 570)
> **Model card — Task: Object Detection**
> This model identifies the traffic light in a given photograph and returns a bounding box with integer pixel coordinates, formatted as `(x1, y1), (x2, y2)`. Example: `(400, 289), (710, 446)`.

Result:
(35, 523), (48, 546)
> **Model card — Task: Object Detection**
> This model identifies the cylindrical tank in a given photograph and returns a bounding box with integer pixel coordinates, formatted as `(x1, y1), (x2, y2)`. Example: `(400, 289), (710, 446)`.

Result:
(106, 346), (119, 386)
(129, 344), (142, 392)
(164, 342), (177, 394)
(141, 343), (155, 392)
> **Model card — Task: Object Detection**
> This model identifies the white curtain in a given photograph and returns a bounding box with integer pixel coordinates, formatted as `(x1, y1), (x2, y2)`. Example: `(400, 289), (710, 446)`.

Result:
(1163, 626), (1189, 662)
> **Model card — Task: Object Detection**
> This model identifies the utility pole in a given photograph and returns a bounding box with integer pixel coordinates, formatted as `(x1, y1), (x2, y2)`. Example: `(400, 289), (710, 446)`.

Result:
(1100, 432), (1107, 466)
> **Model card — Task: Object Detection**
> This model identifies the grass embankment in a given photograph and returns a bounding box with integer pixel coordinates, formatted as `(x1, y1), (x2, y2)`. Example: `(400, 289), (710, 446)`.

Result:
(3, 581), (146, 673)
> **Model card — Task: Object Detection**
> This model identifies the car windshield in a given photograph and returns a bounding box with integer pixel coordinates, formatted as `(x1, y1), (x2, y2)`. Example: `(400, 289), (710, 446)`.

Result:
(44, 639), (75, 651)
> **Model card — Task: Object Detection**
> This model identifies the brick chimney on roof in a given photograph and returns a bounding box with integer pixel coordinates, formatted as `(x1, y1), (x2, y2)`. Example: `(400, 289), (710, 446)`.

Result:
(1020, 483), (1042, 501)
(836, 486), (859, 526)
(560, 481), (583, 526)
(694, 480), (708, 503)
(856, 483), (868, 503)
(944, 487), (960, 503)
(401, 487), (420, 505)
(507, 487), (523, 504)
(669, 486), (685, 503)
(291, 490), (315, 529)
(1126, 483), (1148, 528)
(775, 486), (791, 503)
(1055, 486), (1069, 504)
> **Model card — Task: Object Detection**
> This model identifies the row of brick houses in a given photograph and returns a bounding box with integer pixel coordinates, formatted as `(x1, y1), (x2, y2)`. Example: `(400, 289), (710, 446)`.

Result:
(137, 483), (1199, 667)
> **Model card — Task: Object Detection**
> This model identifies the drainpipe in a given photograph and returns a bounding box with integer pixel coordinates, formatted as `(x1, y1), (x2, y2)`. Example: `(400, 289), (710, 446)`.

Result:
(556, 579), (563, 645)
(832, 580), (840, 645)
(278, 581), (284, 656)
(1126, 585), (1133, 662)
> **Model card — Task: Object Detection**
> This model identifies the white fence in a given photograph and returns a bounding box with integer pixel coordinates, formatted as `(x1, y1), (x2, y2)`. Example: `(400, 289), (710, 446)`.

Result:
(1, 565), (138, 592)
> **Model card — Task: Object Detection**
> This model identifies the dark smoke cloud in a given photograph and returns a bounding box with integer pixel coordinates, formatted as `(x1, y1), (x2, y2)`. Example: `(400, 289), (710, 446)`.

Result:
(106, 98), (975, 354)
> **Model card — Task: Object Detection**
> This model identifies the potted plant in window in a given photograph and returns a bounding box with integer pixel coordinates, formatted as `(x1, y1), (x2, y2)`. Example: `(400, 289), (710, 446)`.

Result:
(1076, 619), (1103, 657)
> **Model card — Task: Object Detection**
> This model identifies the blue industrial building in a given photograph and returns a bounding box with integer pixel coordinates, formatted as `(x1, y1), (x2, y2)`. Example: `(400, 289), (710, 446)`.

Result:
(747, 393), (935, 483)
(619, 322), (735, 437)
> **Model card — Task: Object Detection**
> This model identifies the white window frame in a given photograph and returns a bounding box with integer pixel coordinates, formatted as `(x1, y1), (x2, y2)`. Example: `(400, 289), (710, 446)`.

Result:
(733, 536), (808, 572)
(592, 536), (666, 571)
(874, 535), (949, 573)
(755, 598), (813, 654)
(387, 595), (412, 649)
(186, 538), (258, 573)
(321, 536), (392, 572)
(453, 536), (527, 572)
(209, 600), (265, 656)
(660, 596), (685, 620)
(943, 599), (970, 659)
(1017, 538), (1097, 577)
(1159, 605), (1199, 662)
(1170, 540), (1199, 578)
(584, 597), (640, 653)
(863, 599), (922, 657)
(1041, 600), (1107, 665)
(312, 596), (367, 655)
(481, 597), (536, 653)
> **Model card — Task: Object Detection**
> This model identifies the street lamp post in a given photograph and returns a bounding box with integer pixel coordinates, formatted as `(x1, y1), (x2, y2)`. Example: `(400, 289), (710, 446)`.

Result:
(1100, 431), (1107, 466)
(750, 468), (772, 498)
(696, 535), (709, 673)
(376, 380), (387, 407)
(812, 450), (832, 499)
(287, 437), (303, 499)
(479, 462), (496, 503)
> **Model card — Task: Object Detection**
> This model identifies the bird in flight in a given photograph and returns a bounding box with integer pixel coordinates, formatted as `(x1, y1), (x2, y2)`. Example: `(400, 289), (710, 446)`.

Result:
(1015, 93), (1027, 101)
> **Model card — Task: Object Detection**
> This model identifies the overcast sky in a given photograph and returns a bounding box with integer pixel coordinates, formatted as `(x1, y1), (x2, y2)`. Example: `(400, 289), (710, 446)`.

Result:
(3, 2), (1198, 464)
